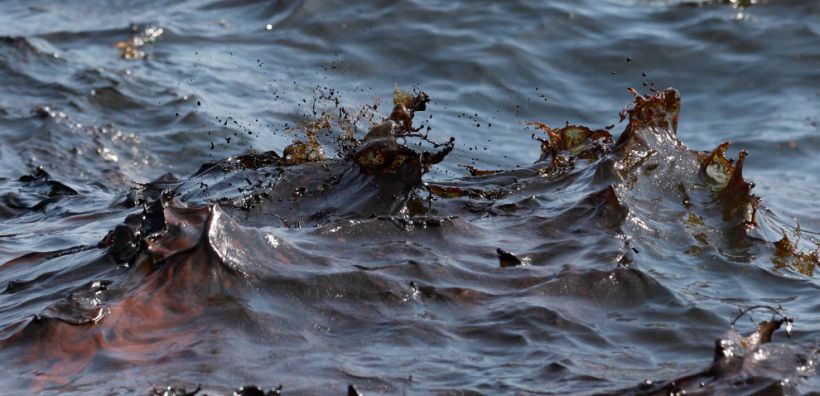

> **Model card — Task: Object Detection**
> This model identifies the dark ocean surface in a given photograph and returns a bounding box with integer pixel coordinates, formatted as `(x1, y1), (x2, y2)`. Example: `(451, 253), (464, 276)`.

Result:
(1, 0), (819, 394)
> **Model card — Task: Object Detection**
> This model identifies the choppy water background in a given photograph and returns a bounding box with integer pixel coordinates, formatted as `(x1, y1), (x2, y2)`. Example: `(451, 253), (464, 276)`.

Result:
(1, 0), (820, 394)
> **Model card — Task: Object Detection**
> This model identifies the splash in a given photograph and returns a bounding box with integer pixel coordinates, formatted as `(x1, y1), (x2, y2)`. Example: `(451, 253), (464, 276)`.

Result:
(0, 87), (816, 394)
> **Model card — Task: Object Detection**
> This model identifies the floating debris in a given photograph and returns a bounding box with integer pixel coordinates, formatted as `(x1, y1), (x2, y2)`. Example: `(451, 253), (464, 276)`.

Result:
(149, 385), (201, 396)
(234, 385), (282, 396)
(497, 248), (523, 268)
(772, 235), (820, 276)
(528, 122), (613, 162)
(613, 306), (804, 395)
(115, 25), (163, 60)
(461, 164), (502, 177)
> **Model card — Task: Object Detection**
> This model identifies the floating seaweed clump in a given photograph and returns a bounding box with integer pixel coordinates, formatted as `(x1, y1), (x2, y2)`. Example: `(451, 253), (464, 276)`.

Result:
(614, 307), (808, 395)
(618, 87), (681, 143)
(772, 235), (820, 276)
(699, 142), (760, 227)
(282, 120), (327, 165)
(393, 86), (415, 108)
(115, 25), (163, 60)
(529, 122), (613, 162)
(282, 87), (441, 168)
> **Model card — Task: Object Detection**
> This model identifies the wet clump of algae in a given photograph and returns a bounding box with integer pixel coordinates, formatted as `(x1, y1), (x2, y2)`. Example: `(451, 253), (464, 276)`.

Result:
(772, 234), (819, 276)
(423, 86), (818, 278)
(518, 88), (818, 394)
(115, 25), (163, 60)
(283, 87), (452, 175)
(611, 306), (797, 396)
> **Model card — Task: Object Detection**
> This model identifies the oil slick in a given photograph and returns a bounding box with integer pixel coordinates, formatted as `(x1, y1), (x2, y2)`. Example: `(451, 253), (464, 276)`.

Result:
(0, 88), (817, 394)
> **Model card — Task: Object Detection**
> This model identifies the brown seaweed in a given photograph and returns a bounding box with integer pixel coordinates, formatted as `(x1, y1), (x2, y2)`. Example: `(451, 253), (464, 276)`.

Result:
(617, 88), (681, 145)
(529, 122), (613, 162)
(611, 307), (798, 396)
(115, 25), (163, 60)
(772, 235), (820, 276)
(282, 117), (329, 165)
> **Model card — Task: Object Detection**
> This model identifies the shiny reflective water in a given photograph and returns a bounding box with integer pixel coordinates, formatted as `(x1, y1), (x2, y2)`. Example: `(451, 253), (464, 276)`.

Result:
(1, 0), (819, 394)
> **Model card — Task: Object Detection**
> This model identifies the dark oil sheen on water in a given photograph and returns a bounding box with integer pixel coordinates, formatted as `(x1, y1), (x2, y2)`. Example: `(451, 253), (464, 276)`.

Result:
(0, 0), (819, 394)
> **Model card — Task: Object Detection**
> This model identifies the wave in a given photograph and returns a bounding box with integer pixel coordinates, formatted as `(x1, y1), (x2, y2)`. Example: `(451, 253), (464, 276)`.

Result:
(0, 88), (816, 394)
